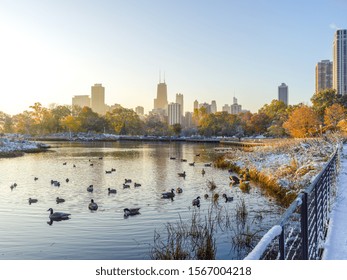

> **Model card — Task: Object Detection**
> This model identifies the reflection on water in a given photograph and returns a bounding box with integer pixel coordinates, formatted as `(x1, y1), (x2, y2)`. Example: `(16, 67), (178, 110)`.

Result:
(0, 141), (283, 260)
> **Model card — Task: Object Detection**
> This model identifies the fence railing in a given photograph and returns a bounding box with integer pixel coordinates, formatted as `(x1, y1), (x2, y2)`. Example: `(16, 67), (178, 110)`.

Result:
(245, 144), (341, 260)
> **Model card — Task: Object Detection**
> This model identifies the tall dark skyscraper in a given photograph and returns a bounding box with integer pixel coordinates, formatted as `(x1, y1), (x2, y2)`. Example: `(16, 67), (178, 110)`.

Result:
(153, 74), (168, 111)
(333, 29), (347, 95)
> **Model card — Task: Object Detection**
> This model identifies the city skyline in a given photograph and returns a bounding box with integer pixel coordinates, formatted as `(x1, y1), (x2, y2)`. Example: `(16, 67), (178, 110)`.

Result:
(0, 0), (346, 115)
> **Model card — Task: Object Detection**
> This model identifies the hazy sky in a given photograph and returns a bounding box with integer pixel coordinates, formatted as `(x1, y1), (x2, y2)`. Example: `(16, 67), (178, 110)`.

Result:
(0, 0), (346, 115)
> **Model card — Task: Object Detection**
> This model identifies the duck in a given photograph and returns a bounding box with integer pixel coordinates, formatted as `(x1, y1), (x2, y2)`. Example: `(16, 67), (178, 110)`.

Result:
(88, 199), (98, 211)
(201, 168), (206, 175)
(108, 188), (117, 194)
(123, 184), (130, 189)
(204, 163), (212, 167)
(28, 198), (38, 204)
(47, 208), (71, 220)
(178, 171), (186, 177)
(169, 156), (176, 160)
(189, 162), (195, 166)
(134, 183), (141, 187)
(124, 179), (132, 183)
(56, 197), (65, 203)
(105, 170), (112, 174)
(51, 180), (60, 187)
(66, 178), (69, 183)
(87, 185), (93, 192)
(176, 187), (183, 193)
(180, 159), (187, 162)
(162, 189), (175, 199)
(111, 168), (116, 172)
(34, 177), (39, 181)
(192, 196), (201, 207)
(222, 193), (234, 202)
(123, 208), (141, 216)
(204, 194), (209, 199)
(63, 162), (67, 165)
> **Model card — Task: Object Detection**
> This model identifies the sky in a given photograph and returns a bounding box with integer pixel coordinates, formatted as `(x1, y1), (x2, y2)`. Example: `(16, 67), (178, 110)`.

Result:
(0, 0), (346, 116)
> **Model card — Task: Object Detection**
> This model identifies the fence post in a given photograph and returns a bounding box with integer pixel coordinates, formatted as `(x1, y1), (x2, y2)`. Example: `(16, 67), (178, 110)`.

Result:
(279, 228), (285, 260)
(301, 192), (309, 260)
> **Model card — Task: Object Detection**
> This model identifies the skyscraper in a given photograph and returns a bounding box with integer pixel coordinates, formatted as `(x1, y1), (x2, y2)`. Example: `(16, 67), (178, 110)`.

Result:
(278, 83), (288, 106)
(168, 103), (182, 126)
(176, 93), (184, 117)
(315, 60), (333, 93)
(230, 97), (242, 114)
(193, 100), (199, 111)
(153, 77), (168, 113)
(333, 29), (347, 95)
(91, 83), (106, 115)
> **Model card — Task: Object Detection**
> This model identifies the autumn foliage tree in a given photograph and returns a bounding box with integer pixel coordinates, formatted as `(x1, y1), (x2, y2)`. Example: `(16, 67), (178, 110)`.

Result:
(283, 105), (321, 138)
(324, 103), (346, 131)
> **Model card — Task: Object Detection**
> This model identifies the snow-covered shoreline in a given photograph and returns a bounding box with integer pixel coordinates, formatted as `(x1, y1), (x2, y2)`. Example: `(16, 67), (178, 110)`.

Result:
(221, 137), (341, 194)
(0, 137), (50, 157)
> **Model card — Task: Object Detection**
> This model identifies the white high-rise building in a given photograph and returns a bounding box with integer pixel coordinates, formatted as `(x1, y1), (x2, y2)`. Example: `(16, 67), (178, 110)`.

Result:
(278, 83), (288, 106)
(72, 95), (90, 108)
(333, 29), (347, 95)
(176, 93), (184, 118)
(222, 104), (231, 113)
(168, 103), (182, 126)
(230, 97), (242, 114)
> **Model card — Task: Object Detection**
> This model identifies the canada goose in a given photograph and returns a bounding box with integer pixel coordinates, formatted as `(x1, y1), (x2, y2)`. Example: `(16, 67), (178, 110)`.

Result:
(123, 184), (130, 189)
(162, 189), (175, 199)
(34, 177), (38, 181)
(56, 197), (65, 203)
(134, 183), (141, 187)
(222, 194), (234, 202)
(47, 208), (70, 220)
(189, 162), (195, 166)
(88, 199), (98, 211)
(66, 178), (69, 183)
(181, 159), (187, 162)
(125, 179), (132, 183)
(204, 163), (212, 167)
(28, 198), (38, 204)
(108, 188), (117, 194)
(229, 175), (240, 185)
(192, 196), (201, 207)
(90, 163), (94, 166)
(204, 194), (209, 199)
(201, 169), (206, 175)
(178, 171), (186, 177)
(176, 187), (183, 193)
(87, 185), (93, 192)
(105, 170), (112, 174)
(111, 168), (116, 172)
(63, 162), (67, 165)
(169, 156), (176, 160)
(73, 164), (76, 168)
(123, 208), (141, 216)
(195, 153), (201, 157)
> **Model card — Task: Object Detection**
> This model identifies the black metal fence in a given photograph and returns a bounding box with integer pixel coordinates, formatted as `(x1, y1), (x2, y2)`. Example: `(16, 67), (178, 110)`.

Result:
(245, 145), (341, 260)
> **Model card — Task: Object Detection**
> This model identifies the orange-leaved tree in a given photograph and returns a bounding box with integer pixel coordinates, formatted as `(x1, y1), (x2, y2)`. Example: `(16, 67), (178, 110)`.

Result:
(283, 105), (321, 138)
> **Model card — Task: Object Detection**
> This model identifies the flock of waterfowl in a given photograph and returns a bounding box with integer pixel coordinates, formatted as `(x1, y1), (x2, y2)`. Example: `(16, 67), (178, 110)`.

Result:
(10, 150), (239, 225)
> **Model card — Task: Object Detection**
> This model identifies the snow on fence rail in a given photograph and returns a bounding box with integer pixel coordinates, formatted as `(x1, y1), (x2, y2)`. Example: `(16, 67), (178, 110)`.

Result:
(244, 144), (341, 260)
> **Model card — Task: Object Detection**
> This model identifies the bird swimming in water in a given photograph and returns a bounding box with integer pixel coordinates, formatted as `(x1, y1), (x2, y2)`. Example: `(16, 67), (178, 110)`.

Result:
(88, 199), (98, 211)
(47, 208), (71, 220)
(123, 208), (141, 216)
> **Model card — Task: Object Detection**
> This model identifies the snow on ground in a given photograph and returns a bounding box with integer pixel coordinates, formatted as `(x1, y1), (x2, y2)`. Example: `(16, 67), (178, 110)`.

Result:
(322, 143), (347, 260)
(224, 138), (338, 193)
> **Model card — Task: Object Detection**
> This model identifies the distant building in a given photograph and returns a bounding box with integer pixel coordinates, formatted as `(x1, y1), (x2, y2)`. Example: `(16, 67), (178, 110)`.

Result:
(278, 83), (288, 106)
(168, 103), (182, 126)
(222, 104), (231, 113)
(211, 100), (217, 113)
(333, 29), (347, 95)
(199, 103), (211, 114)
(108, 103), (122, 112)
(316, 60), (333, 93)
(91, 83), (106, 114)
(176, 93), (184, 118)
(72, 95), (90, 108)
(135, 106), (144, 116)
(193, 100), (199, 111)
(184, 112), (193, 128)
(230, 97), (242, 114)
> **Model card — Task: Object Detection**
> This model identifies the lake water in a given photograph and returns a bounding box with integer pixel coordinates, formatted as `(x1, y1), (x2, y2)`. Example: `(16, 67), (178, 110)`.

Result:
(0, 141), (282, 260)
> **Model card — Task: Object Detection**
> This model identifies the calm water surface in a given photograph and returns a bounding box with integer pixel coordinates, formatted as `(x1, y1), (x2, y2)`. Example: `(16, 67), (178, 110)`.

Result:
(0, 141), (282, 259)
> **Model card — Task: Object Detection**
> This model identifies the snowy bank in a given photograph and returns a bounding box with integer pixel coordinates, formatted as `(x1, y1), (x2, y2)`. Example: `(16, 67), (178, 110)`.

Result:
(0, 137), (49, 157)
(222, 137), (340, 195)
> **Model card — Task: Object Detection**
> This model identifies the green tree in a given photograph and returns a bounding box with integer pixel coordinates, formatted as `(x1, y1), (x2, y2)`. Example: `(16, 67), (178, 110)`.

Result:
(170, 123), (182, 136)
(144, 114), (170, 136)
(77, 107), (107, 133)
(105, 107), (143, 135)
(311, 89), (337, 120)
